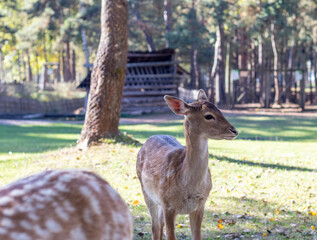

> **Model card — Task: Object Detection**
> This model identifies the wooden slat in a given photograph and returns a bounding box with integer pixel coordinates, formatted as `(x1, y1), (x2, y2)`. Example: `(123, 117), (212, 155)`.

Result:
(122, 96), (166, 103)
(127, 61), (181, 67)
(123, 90), (176, 97)
(124, 84), (177, 91)
(125, 80), (179, 86)
(128, 53), (173, 57)
(121, 102), (167, 108)
(126, 73), (180, 78)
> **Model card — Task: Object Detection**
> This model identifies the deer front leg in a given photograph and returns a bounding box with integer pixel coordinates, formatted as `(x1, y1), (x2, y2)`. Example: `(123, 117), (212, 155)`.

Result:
(164, 208), (177, 240)
(142, 190), (163, 240)
(189, 206), (205, 240)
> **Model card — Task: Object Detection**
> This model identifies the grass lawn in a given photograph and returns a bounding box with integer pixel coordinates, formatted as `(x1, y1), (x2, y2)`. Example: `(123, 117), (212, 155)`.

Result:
(1, 115), (317, 239)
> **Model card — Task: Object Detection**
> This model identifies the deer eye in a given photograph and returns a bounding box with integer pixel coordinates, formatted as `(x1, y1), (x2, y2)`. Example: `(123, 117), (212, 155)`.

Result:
(204, 114), (214, 120)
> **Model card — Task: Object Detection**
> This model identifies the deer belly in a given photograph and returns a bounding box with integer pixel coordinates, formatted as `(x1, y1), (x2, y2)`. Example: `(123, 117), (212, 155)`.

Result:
(175, 194), (205, 214)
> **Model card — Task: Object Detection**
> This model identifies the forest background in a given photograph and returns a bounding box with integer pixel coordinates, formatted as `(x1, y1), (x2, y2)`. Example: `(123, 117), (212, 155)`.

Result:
(1, 0), (317, 107)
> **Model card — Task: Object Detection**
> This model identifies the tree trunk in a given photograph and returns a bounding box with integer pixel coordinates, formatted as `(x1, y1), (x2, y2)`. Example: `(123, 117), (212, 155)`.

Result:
(208, 22), (220, 103)
(300, 46), (306, 110)
(190, 47), (199, 89)
(0, 47), (4, 82)
(225, 42), (231, 105)
(22, 50), (27, 82)
(164, 0), (172, 48)
(313, 49), (317, 104)
(62, 48), (66, 82)
(36, 52), (40, 84)
(72, 49), (76, 81)
(26, 49), (33, 82)
(132, 2), (155, 52)
(78, 0), (128, 148)
(239, 28), (248, 103)
(258, 35), (264, 106)
(271, 23), (279, 105)
(217, 22), (226, 105)
(65, 41), (71, 81)
(189, 0), (199, 89)
(43, 31), (48, 86)
(17, 50), (22, 82)
(80, 0), (91, 74)
(286, 39), (295, 104)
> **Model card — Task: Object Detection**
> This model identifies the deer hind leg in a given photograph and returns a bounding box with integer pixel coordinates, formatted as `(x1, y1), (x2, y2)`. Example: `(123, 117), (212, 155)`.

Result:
(163, 208), (176, 240)
(143, 191), (163, 240)
(189, 206), (204, 240)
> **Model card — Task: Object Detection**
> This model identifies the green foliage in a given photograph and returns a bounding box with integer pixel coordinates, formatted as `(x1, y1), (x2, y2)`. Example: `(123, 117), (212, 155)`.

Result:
(1, 0), (317, 91)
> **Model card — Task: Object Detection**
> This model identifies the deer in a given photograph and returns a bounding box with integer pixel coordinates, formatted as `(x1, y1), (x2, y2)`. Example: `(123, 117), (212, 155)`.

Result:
(136, 89), (238, 240)
(0, 169), (133, 240)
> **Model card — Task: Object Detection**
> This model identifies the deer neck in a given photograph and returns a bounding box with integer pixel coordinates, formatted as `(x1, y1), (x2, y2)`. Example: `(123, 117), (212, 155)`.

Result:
(182, 120), (209, 185)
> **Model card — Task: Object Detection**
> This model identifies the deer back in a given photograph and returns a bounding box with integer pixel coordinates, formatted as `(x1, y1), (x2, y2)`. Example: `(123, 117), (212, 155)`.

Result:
(0, 170), (133, 240)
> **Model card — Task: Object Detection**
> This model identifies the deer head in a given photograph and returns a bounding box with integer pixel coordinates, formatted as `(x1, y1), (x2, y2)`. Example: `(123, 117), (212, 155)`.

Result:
(164, 89), (238, 140)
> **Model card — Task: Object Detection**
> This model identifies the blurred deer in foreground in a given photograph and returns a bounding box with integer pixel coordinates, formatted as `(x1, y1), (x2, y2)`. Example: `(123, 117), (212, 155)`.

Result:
(137, 89), (238, 240)
(0, 170), (133, 240)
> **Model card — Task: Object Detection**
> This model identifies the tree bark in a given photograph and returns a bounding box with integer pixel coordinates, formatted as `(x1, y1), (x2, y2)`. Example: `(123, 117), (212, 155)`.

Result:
(271, 22), (279, 105)
(78, 0), (128, 148)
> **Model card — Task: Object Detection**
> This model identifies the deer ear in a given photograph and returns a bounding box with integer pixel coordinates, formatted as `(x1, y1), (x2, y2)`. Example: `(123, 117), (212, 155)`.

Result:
(164, 95), (190, 115)
(197, 89), (208, 101)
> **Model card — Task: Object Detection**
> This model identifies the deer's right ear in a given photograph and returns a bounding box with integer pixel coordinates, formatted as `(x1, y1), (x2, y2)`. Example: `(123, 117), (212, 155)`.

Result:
(164, 95), (190, 115)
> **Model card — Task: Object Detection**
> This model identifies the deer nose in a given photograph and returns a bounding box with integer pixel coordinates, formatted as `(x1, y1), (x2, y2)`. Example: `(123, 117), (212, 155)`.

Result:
(228, 126), (238, 136)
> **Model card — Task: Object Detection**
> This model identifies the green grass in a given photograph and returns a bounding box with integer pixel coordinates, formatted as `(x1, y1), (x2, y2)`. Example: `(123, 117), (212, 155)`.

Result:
(0, 115), (317, 239)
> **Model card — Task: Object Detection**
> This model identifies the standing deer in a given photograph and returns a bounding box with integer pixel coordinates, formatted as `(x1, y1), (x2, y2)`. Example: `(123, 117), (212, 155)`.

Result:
(0, 170), (133, 240)
(137, 89), (238, 240)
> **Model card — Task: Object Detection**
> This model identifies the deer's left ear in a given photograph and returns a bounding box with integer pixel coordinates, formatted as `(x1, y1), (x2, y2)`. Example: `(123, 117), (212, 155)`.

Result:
(164, 95), (191, 115)
(197, 89), (208, 101)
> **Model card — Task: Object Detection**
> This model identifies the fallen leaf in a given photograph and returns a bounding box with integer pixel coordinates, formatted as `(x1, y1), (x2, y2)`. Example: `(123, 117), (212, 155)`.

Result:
(132, 200), (140, 206)
(218, 223), (224, 230)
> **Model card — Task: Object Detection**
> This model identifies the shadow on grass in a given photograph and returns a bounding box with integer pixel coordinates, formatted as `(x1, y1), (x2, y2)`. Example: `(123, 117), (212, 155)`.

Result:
(209, 154), (317, 173)
(0, 124), (81, 154)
